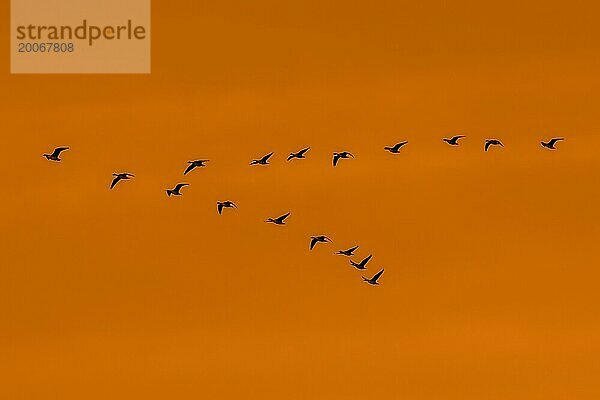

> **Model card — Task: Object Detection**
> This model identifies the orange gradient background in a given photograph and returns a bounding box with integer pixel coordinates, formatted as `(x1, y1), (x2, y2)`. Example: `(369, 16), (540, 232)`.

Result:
(2, 1), (600, 399)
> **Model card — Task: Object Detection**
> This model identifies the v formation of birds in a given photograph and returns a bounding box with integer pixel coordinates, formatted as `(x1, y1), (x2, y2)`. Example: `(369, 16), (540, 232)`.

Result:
(43, 136), (565, 286)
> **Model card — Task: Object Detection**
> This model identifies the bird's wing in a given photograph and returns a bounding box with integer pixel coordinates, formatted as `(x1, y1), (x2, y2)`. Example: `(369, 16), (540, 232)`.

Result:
(279, 212), (291, 221)
(183, 164), (195, 175)
(484, 141), (491, 151)
(52, 147), (69, 157)
(110, 176), (121, 189)
(549, 138), (564, 146)
(453, 135), (465, 140)
(361, 254), (373, 266)
(348, 245), (359, 252)
(217, 203), (223, 214)
(262, 152), (274, 162)
(175, 183), (188, 191)
(333, 154), (340, 166)
(310, 238), (318, 250)
(371, 269), (384, 281)
(298, 147), (310, 156)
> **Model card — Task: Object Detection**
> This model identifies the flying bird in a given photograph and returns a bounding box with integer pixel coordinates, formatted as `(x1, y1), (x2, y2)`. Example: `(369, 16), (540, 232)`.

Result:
(250, 152), (274, 165)
(384, 141), (408, 153)
(287, 147), (310, 161)
(309, 235), (332, 250)
(541, 137), (564, 150)
(484, 139), (504, 152)
(350, 254), (372, 270)
(166, 183), (189, 197)
(333, 151), (354, 166)
(110, 173), (134, 189)
(217, 201), (237, 215)
(184, 159), (209, 175)
(362, 269), (384, 285)
(443, 135), (466, 146)
(266, 212), (291, 225)
(335, 245), (359, 256)
(43, 147), (69, 161)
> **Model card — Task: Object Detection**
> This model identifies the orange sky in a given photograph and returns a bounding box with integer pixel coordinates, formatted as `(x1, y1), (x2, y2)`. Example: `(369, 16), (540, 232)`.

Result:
(2, 1), (600, 399)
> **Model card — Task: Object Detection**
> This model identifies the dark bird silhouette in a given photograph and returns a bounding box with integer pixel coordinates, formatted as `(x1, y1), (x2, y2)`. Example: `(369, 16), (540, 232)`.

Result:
(384, 141), (408, 153)
(43, 147), (69, 161)
(443, 135), (466, 146)
(309, 235), (332, 250)
(166, 183), (189, 197)
(266, 212), (291, 225)
(217, 201), (237, 215)
(110, 173), (134, 189)
(541, 137), (564, 150)
(287, 147), (310, 161)
(362, 268), (384, 285)
(250, 152), (274, 165)
(350, 254), (372, 270)
(333, 151), (354, 166)
(184, 159), (209, 175)
(484, 139), (504, 152)
(335, 245), (359, 256)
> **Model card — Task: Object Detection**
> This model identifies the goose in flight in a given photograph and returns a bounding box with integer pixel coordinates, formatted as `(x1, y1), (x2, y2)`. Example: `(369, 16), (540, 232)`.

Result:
(217, 201), (237, 215)
(333, 151), (354, 166)
(350, 254), (372, 270)
(443, 135), (465, 146)
(166, 183), (189, 197)
(110, 173), (134, 189)
(309, 235), (332, 250)
(266, 212), (291, 225)
(541, 137), (564, 149)
(250, 152), (274, 165)
(43, 147), (69, 161)
(184, 159), (209, 175)
(484, 139), (504, 152)
(362, 268), (384, 285)
(335, 245), (359, 256)
(287, 147), (310, 161)
(384, 141), (408, 153)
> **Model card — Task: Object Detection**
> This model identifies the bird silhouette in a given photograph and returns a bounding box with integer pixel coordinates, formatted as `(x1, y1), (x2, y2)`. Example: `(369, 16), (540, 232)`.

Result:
(250, 152), (274, 165)
(333, 151), (354, 166)
(384, 141), (408, 153)
(541, 137), (564, 149)
(309, 235), (332, 250)
(110, 173), (134, 189)
(43, 147), (69, 161)
(287, 147), (310, 161)
(350, 254), (372, 270)
(184, 159), (209, 175)
(266, 212), (291, 225)
(335, 245), (359, 256)
(484, 139), (504, 152)
(166, 183), (189, 197)
(362, 268), (384, 285)
(443, 135), (465, 146)
(217, 201), (237, 214)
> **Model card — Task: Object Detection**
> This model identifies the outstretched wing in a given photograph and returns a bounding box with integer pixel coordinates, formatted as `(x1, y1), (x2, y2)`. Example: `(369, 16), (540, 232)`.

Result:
(217, 203), (223, 214)
(347, 245), (359, 253)
(371, 268), (384, 282)
(452, 135), (465, 141)
(484, 141), (491, 151)
(183, 164), (196, 175)
(333, 154), (340, 166)
(174, 183), (188, 191)
(110, 176), (121, 189)
(51, 147), (69, 157)
(309, 237), (318, 250)
(278, 212), (291, 222)
(261, 152), (274, 162)
(361, 254), (373, 266)
(298, 147), (310, 156)
(549, 138), (564, 146)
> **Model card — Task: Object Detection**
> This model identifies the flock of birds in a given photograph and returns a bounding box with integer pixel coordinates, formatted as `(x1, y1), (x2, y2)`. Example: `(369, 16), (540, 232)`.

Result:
(42, 135), (566, 286)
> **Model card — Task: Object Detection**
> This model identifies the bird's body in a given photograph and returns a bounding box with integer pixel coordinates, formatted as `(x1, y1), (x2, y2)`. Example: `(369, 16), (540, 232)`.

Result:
(43, 147), (69, 161)
(484, 139), (504, 151)
(333, 151), (354, 166)
(350, 254), (372, 270)
(384, 141), (408, 153)
(217, 201), (237, 214)
(250, 152), (274, 165)
(184, 159), (209, 175)
(309, 235), (332, 250)
(166, 183), (189, 197)
(287, 147), (310, 161)
(362, 269), (384, 285)
(266, 212), (291, 225)
(443, 135), (465, 146)
(541, 138), (564, 149)
(335, 245), (359, 256)
(110, 173), (134, 189)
